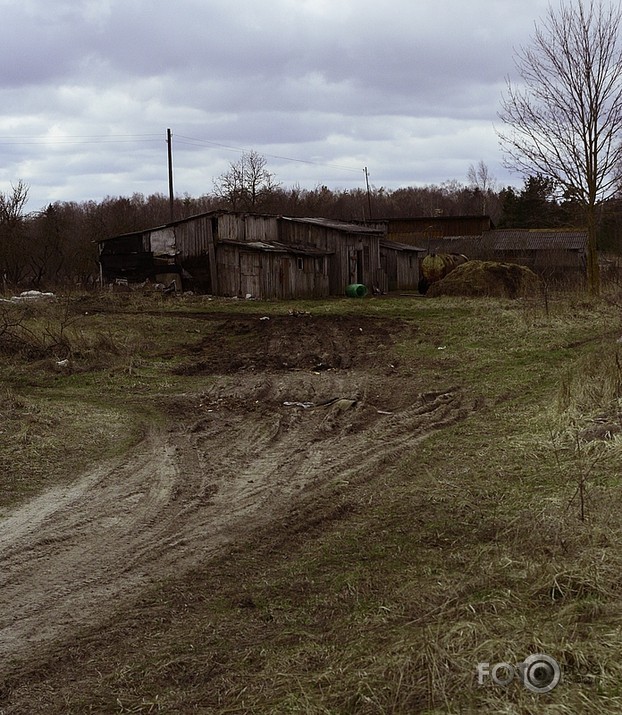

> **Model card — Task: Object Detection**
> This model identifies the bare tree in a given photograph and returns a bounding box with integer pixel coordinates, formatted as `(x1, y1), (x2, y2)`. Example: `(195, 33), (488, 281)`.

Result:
(467, 160), (497, 214)
(0, 180), (29, 224)
(213, 151), (279, 211)
(0, 181), (30, 290)
(498, 0), (622, 294)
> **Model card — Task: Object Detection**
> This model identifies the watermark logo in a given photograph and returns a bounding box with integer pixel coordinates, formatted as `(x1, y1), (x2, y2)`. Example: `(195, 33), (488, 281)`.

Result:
(477, 654), (561, 694)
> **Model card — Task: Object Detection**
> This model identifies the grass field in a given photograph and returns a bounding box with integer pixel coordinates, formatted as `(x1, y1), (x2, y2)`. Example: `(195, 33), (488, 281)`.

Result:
(1, 288), (622, 713)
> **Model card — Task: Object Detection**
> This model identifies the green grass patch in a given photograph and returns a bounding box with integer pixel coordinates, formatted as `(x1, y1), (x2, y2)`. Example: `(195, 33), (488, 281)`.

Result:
(3, 289), (622, 712)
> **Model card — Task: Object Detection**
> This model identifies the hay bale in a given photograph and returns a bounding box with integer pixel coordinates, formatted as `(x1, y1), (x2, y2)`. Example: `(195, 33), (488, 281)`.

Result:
(427, 260), (540, 299)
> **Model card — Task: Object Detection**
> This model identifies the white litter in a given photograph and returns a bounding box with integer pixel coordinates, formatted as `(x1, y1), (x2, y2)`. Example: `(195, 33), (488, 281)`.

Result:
(11, 290), (55, 302)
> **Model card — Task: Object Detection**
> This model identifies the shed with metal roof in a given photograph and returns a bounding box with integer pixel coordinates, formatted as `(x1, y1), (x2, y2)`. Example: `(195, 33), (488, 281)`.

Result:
(98, 210), (397, 299)
(418, 229), (588, 280)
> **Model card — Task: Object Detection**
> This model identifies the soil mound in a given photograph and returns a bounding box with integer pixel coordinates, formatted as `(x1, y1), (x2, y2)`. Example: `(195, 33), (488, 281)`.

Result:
(172, 314), (411, 375)
(427, 260), (540, 299)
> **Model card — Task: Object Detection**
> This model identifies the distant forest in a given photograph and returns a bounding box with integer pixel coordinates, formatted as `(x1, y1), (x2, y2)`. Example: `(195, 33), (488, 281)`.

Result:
(1, 169), (621, 290)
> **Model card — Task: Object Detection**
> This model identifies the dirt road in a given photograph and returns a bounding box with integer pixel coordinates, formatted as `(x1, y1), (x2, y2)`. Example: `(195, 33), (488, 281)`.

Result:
(0, 313), (477, 676)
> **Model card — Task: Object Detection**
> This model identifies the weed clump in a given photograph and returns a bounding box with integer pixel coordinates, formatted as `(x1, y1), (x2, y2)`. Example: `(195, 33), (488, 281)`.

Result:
(557, 345), (622, 419)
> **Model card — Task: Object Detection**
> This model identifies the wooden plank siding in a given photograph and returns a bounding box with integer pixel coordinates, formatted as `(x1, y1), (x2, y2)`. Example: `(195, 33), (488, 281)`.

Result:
(100, 211), (384, 298)
(379, 215), (494, 245)
(379, 241), (424, 291)
(173, 215), (216, 292)
(260, 252), (328, 299)
(278, 218), (383, 294)
(216, 244), (329, 299)
(425, 230), (588, 279)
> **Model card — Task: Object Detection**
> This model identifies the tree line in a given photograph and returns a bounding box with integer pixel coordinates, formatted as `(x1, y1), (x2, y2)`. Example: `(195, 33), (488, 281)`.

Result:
(3, 1), (622, 292)
(0, 164), (619, 292)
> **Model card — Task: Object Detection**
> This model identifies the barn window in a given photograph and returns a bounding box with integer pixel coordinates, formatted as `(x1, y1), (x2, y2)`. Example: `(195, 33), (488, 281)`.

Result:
(297, 257), (304, 270)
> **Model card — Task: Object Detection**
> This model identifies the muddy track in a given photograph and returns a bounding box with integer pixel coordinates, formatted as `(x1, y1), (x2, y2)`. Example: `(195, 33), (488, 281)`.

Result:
(0, 373), (477, 674)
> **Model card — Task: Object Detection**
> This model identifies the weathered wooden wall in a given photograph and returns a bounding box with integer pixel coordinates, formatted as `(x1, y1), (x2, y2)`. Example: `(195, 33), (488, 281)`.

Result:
(217, 245), (329, 299)
(172, 215), (217, 292)
(379, 243), (421, 291)
(217, 214), (278, 242)
(278, 221), (381, 294)
(101, 212), (386, 298)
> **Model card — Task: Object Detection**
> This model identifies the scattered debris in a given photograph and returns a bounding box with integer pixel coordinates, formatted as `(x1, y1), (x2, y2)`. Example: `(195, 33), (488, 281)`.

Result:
(282, 397), (358, 411)
(259, 316), (270, 321)
(331, 398), (357, 412)
(312, 363), (330, 372)
(7, 290), (56, 302)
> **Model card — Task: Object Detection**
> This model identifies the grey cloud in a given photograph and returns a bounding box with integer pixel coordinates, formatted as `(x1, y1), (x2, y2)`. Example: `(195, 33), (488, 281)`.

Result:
(0, 0), (552, 211)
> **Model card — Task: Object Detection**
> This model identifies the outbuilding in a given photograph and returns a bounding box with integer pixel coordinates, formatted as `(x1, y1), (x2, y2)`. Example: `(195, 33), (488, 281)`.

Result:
(379, 240), (425, 291)
(98, 210), (391, 299)
(420, 228), (588, 281)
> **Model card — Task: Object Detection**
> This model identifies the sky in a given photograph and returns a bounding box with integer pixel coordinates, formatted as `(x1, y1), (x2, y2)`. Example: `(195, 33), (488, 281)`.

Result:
(0, 0), (553, 213)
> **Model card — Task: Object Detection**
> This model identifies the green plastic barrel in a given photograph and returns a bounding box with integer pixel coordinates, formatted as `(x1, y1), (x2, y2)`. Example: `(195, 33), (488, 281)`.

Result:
(345, 283), (368, 298)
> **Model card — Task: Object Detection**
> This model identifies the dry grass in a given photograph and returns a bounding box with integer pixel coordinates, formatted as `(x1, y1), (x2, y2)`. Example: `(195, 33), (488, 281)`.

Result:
(427, 261), (541, 299)
(2, 289), (622, 712)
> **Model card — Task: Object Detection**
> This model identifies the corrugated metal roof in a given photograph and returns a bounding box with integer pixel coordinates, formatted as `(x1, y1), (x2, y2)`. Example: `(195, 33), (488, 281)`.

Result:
(485, 229), (588, 251)
(420, 236), (479, 255)
(101, 213), (385, 244)
(418, 230), (588, 255)
(281, 216), (384, 235)
(380, 239), (426, 252)
(219, 239), (333, 256)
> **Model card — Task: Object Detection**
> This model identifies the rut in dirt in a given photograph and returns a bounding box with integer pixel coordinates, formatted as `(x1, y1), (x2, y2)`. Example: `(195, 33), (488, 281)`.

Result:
(0, 371), (478, 677)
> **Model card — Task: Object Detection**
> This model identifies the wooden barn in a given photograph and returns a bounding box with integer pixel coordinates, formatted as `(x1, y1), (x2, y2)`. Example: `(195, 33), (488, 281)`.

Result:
(278, 217), (385, 293)
(98, 211), (393, 299)
(480, 229), (588, 278)
(421, 229), (588, 280)
(372, 215), (495, 247)
(379, 240), (425, 291)
(216, 240), (330, 299)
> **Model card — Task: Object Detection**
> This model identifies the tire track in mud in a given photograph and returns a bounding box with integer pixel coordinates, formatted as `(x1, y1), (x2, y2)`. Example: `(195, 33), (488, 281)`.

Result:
(0, 378), (477, 673)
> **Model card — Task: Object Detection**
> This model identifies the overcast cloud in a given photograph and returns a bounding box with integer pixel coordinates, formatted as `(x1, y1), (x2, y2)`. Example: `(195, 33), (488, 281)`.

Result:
(0, 0), (551, 213)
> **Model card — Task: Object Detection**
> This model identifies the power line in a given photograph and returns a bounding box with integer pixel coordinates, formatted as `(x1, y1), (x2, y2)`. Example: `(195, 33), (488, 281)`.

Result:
(0, 131), (365, 176)
(174, 134), (364, 175)
(0, 134), (162, 145)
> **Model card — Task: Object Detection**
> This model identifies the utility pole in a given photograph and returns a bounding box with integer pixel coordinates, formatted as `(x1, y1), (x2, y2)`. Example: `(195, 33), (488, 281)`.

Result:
(364, 167), (373, 221)
(167, 128), (174, 222)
